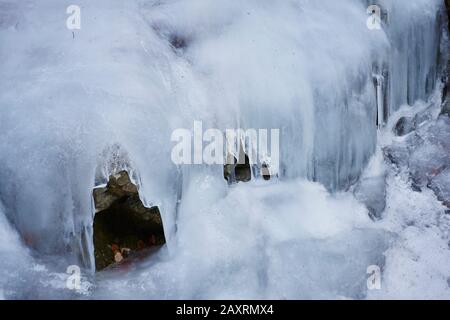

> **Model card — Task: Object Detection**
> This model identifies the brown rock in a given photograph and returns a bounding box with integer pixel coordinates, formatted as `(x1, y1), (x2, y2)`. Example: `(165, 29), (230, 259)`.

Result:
(93, 170), (166, 271)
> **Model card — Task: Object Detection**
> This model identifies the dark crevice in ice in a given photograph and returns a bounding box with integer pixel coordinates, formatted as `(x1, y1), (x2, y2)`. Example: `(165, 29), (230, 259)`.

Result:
(92, 171), (165, 271)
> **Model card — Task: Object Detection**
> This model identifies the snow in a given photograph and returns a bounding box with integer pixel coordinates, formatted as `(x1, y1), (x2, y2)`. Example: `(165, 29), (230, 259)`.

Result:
(367, 172), (450, 299)
(0, 0), (448, 299)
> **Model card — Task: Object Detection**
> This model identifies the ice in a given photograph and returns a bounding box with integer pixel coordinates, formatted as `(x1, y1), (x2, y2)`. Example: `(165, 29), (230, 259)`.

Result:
(91, 178), (391, 299)
(367, 172), (450, 299)
(353, 148), (387, 220)
(378, 0), (443, 112)
(0, 204), (32, 297)
(429, 168), (450, 209)
(0, 0), (448, 299)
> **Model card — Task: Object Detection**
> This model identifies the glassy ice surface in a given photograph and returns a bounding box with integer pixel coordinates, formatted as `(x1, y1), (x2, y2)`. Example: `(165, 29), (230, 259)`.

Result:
(0, 0), (449, 299)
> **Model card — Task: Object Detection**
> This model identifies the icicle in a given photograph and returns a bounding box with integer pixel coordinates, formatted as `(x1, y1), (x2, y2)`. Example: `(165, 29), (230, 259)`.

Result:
(374, 74), (385, 129)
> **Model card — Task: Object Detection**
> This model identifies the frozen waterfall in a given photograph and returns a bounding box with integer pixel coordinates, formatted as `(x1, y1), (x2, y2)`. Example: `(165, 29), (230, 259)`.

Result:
(0, 0), (447, 299)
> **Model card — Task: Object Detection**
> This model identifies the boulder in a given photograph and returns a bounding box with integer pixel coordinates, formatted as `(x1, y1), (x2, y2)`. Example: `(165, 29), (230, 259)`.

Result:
(393, 116), (415, 136)
(387, 109), (450, 208)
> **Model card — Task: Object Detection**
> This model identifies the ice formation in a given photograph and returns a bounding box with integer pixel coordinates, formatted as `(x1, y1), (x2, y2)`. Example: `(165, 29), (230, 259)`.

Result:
(0, 0), (448, 299)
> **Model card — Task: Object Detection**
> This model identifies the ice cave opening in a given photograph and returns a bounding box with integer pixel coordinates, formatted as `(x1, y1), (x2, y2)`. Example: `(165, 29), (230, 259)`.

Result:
(92, 171), (166, 271)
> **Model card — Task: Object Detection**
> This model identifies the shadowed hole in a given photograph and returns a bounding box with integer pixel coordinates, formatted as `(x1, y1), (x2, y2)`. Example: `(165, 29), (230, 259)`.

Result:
(93, 170), (165, 271)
